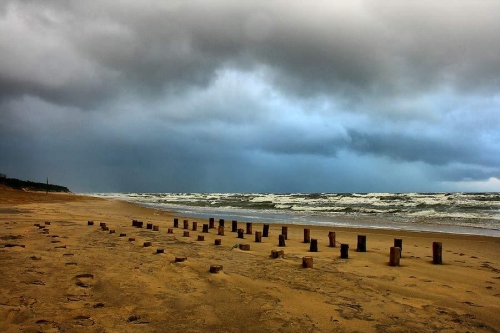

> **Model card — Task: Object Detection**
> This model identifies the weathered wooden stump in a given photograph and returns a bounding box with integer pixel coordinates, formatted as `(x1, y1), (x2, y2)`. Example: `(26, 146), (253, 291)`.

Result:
(173, 218), (179, 228)
(183, 220), (189, 229)
(255, 231), (262, 243)
(303, 228), (311, 243)
(109, 230), (115, 234)
(45, 222), (51, 225)
(153, 225), (159, 231)
(340, 244), (349, 259)
(239, 244), (250, 251)
(246, 222), (253, 235)
(209, 218), (215, 229)
(432, 242), (442, 264)
(214, 239), (222, 245)
(128, 238), (135, 242)
(263, 224), (269, 237)
(87, 221), (94, 226)
(137, 221), (143, 228)
(302, 256), (313, 268)
(34, 223), (40, 227)
(237, 228), (244, 239)
(100, 222), (106, 228)
(202, 224), (209, 233)
(271, 249), (284, 258)
(192, 221), (198, 231)
(167, 228), (173, 234)
(183, 231), (190, 237)
(310, 238), (318, 252)
(357, 235), (366, 252)
(218, 219), (225, 228)
(146, 223), (153, 230)
(281, 226), (288, 240)
(232, 220), (238, 232)
(209, 265), (223, 273)
(389, 247), (401, 266)
(218, 225), (225, 236)
(132, 219), (138, 227)
(278, 234), (286, 247)
(328, 231), (336, 247)
(197, 235), (205, 241)
(119, 233), (126, 237)
(102, 226), (109, 231)
(394, 238), (403, 257)
(175, 257), (187, 262)
(156, 249), (164, 254)
(143, 242), (152, 247)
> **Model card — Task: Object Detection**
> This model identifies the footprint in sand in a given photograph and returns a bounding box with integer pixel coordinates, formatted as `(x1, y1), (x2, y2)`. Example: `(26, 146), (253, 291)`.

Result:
(74, 274), (94, 288)
(74, 315), (94, 327)
(65, 262), (78, 266)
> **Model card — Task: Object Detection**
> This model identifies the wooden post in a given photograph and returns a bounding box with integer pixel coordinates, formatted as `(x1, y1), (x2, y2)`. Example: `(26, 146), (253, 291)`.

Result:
(219, 219), (225, 228)
(146, 223), (153, 230)
(183, 231), (190, 237)
(433, 242), (442, 264)
(167, 228), (173, 234)
(183, 220), (189, 229)
(217, 225), (224, 236)
(109, 229), (115, 234)
(202, 224), (209, 233)
(303, 228), (311, 243)
(209, 218), (215, 229)
(389, 247), (401, 266)
(340, 244), (349, 259)
(214, 239), (222, 246)
(394, 238), (403, 257)
(173, 218), (179, 228)
(192, 221), (198, 231)
(263, 224), (269, 237)
(255, 231), (262, 242)
(137, 221), (143, 228)
(302, 256), (313, 268)
(153, 225), (159, 231)
(156, 249), (164, 254)
(209, 217), (215, 228)
(281, 226), (288, 240)
(128, 238), (135, 242)
(232, 220), (238, 232)
(246, 222), (253, 235)
(197, 235), (205, 241)
(143, 242), (152, 247)
(310, 238), (318, 252)
(357, 235), (366, 252)
(270, 250), (284, 258)
(209, 265), (223, 273)
(239, 244), (250, 251)
(132, 220), (138, 226)
(100, 222), (106, 228)
(237, 228), (244, 239)
(278, 234), (286, 247)
(102, 226), (109, 231)
(119, 233), (126, 237)
(328, 231), (336, 247)
(88, 221), (94, 226)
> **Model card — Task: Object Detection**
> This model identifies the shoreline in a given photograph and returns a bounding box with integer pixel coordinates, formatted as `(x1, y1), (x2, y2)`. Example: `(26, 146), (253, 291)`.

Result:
(1, 189), (500, 332)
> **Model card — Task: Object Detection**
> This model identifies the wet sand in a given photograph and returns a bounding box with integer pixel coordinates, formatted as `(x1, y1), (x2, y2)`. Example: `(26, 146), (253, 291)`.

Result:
(1, 186), (499, 332)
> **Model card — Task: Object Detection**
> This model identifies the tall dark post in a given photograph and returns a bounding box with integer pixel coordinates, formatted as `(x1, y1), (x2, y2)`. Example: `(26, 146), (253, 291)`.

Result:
(209, 218), (215, 229)
(218, 219), (225, 228)
(394, 238), (403, 257)
(192, 222), (198, 231)
(237, 228), (244, 239)
(328, 231), (336, 247)
(432, 242), (442, 264)
(281, 226), (288, 240)
(218, 225), (224, 236)
(202, 224), (209, 233)
(309, 238), (318, 252)
(246, 222), (253, 235)
(232, 220), (238, 232)
(263, 224), (269, 237)
(278, 234), (286, 247)
(183, 220), (189, 229)
(173, 218), (179, 228)
(255, 231), (262, 242)
(340, 244), (349, 259)
(357, 235), (366, 252)
(303, 228), (311, 243)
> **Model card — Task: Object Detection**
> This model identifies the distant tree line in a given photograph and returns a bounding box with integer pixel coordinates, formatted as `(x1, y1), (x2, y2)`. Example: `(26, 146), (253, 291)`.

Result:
(0, 177), (70, 193)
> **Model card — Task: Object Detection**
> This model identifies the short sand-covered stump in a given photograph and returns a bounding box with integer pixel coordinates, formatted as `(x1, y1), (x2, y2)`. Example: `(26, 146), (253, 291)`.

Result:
(175, 257), (187, 262)
(100, 222), (106, 228)
(302, 256), (313, 268)
(143, 242), (152, 247)
(156, 249), (164, 254)
(119, 233), (126, 237)
(214, 239), (222, 245)
(34, 223), (40, 227)
(167, 228), (173, 234)
(109, 230), (115, 234)
(197, 235), (205, 241)
(146, 223), (153, 230)
(153, 225), (159, 231)
(209, 265), (223, 273)
(128, 238), (135, 242)
(137, 221), (144, 228)
(183, 231), (190, 237)
(132, 220), (138, 226)
(102, 226), (109, 231)
(271, 250), (284, 258)
(38, 225), (45, 229)
(45, 222), (51, 225)
(239, 244), (250, 251)
(87, 221), (94, 226)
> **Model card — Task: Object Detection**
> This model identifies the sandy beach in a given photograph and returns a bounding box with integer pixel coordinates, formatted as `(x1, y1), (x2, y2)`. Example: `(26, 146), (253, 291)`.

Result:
(1, 187), (499, 333)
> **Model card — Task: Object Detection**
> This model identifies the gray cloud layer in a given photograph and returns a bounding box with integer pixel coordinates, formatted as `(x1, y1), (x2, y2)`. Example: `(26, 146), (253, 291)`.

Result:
(1, 1), (499, 192)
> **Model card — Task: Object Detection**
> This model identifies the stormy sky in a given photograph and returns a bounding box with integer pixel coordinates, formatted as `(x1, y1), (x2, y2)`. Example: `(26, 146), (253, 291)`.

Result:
(1, 1), (499, 193)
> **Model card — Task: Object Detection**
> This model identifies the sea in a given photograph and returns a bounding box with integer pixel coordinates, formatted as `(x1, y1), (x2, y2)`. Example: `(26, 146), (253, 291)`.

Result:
(89, 192), (500, 237)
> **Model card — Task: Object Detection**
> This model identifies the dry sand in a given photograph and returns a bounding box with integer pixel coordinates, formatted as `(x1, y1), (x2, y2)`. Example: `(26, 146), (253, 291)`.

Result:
(1, 186), (499, 333)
